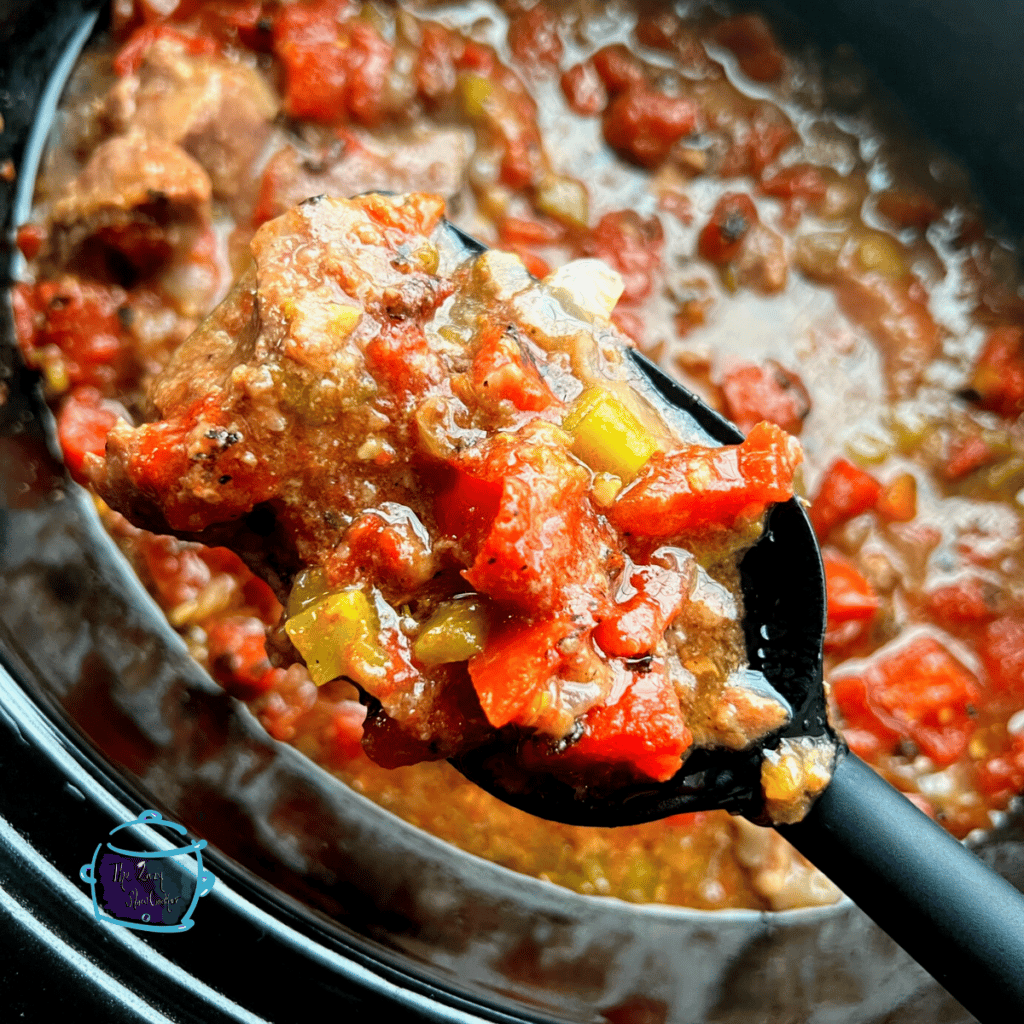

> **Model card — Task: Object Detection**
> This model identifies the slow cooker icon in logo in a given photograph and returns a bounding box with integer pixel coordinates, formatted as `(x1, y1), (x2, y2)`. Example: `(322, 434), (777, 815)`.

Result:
(80, 810), (216, 933)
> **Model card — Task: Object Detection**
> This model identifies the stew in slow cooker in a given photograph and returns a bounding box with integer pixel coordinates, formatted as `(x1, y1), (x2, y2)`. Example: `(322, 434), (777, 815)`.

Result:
(11, 0), (1024, 911)
(84, 187), (807, 798)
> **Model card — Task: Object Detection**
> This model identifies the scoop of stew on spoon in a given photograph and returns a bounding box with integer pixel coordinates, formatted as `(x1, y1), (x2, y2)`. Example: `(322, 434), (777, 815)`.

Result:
(437, 217), (1024, 1024)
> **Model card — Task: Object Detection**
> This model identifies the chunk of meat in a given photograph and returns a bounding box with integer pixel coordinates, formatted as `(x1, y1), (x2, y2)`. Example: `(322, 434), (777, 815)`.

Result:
(795, 229), (941, 397)
(105, 35), (279, 216)
(732, 222), (788, 294)
(89, 193), (450, 563)
(47, 134), (212, 278)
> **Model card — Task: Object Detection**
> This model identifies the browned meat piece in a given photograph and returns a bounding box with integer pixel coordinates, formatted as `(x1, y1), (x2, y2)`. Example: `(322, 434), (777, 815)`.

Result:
(732, 221), (788, 294)
(794, 229), (942, 397)
(47, 133), (211, 280)
(253, 129), (470, 226)
(88, 192), (459, 592)
(106, 36), (279, 216)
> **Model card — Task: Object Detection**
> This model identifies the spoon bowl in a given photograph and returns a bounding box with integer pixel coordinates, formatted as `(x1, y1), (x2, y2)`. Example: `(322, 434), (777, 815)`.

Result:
(435, 215), (835, 827)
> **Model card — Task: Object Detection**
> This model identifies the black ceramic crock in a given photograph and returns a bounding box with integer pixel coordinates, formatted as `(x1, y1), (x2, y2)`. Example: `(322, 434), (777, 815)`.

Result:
(1, 3), (1023, 1021)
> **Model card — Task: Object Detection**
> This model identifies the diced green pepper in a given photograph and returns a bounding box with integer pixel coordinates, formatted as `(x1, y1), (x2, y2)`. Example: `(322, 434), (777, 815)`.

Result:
(286, 566), (331, 618)
(285, 589), (388, 686)
(458, 74), (495, 120)
(535, 174), (590, 230)
(412, 597), (490, 665)
(563, 387), (658, 481)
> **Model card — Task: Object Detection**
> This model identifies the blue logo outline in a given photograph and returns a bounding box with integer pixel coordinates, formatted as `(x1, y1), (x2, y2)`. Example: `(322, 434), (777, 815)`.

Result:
(80, 810), (215, 933)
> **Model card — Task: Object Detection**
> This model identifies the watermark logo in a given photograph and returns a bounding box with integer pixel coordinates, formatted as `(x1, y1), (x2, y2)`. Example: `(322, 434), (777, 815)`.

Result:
(80, 810), (215, 933)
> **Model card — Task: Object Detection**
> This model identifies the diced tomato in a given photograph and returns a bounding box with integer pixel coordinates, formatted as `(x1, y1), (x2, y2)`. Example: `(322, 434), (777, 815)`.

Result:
(976, 736), (1024, 803)
(593, 564), (692, 658)
(834, 635), (980, 767)
(365, 323), (444, 398)
(507, 4), (563, 70)
(138, 533), (211, 609)
(273, 1), (393, 126)
(943, 433), (996, 481)
(355, 189), (446, 238)
(15, 223), (46, 262)
(560, 661), (692, 781)
(326, 511), (433, 594)
(560, 61), (607, 116)
(434, 466), (503, 554)
(875, 637), (980, 766)
(499, 215), (564, 247)
(712, 14), (785, 82)
(759, 164), (828, 204)
(720, 114), (797, 179)
(437, 431), (615, 615)
(590, 44), (645, 94)
(257, 669), (318, 743)
(808, 458), (881, 539)
(10, 283), (38, 357)
(56, 387), (121, 483)
(926, 577), (996, 629)
(454, 39), (495, 75)
(823, 618), (871, 657)
(968, 326), (1024, 420)
(720, 360), (810, 435)
(324, 699), (368, 764)
(121, 0), (266, 38)
(634, 11), (681, 51)
(830, 672), (901, 762)
(113, 23), (219, 76)
(610, 421), (802, 540)
(586, 210), (664, 304)
(468, 617), (571, 729)
(206, 615), (277, 699)
(187, 1), (271, 50)
(980, 616), (1024, 697)
(603, 84), (699, 168)
(699, 193), (759, 265)
(471, 324), (559, 413)
(823, 549), (879, 625)
(14, 278), (133, 393)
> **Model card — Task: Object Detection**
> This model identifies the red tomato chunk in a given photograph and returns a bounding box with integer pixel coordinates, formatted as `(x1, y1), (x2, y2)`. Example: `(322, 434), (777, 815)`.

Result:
(832, 636), (979, 767)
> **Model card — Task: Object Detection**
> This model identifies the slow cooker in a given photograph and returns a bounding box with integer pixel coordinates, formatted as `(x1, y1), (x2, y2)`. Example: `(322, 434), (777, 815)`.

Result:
(2, 2), (1023, 1020)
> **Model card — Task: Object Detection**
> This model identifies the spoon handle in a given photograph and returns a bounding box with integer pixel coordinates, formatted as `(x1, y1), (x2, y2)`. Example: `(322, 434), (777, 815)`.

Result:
(780, 752), (1024, 1021)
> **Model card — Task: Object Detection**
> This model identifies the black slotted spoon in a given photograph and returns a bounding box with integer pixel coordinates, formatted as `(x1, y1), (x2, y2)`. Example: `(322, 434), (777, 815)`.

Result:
(434, 215), (1024, 1023)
